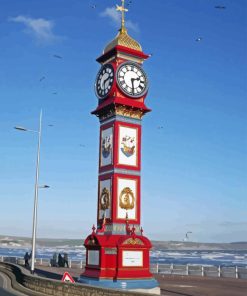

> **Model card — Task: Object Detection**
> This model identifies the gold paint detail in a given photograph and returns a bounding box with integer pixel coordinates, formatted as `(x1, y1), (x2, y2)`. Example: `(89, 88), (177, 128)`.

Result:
(104, 1), (142, 54)
(99, 105), (144, 121)
(88, 238), (96, 246)
(119, 187), (135, 210)
(116, 105), (144, 119)
(104, 247), (117, 255)
(104, 29), (142, 53)
(122, 238), (144, 245)
(116, 0), (128, 31)
(100, 187), (110, 210)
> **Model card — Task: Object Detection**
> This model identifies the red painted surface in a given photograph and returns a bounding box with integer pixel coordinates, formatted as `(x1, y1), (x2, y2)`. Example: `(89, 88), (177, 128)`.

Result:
(99, 120), (141, 173)
(82, 43), (154, 282)
(83, 233), (153, 279)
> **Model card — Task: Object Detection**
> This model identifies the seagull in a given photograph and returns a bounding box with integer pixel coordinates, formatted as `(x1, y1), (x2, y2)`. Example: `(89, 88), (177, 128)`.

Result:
(91, 4), (96, 9)
(215, 5), (226, 9)
(195, 37), (202, 42)
(80, 144), (85, 147)
(53, 54), (63, 59)
(127, 1), (132, 6)
(157, 126), (164, 129)
(39, 76), (45, 82)
(184, 231), (192, 241)
(48, 124), (54, 127)
(52, 92), (57, 95)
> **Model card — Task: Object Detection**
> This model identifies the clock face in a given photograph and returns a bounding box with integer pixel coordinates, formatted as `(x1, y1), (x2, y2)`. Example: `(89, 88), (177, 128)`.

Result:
(116, 62), (148, 98)
(95, 64), (114, 99)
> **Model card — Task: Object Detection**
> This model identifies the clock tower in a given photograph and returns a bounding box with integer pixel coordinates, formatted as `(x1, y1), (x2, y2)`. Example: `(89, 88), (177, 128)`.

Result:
(79, 1), (160, 294)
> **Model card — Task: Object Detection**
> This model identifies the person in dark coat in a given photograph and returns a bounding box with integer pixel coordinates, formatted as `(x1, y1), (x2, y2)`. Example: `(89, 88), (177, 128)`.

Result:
(58, 253), (64, 267)
(24, 252), (29, 267)
(64, 253), (69, 268)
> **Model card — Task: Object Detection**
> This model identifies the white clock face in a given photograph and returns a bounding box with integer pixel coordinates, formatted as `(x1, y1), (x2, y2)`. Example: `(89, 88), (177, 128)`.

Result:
(116, 62), (148, 98)
(95, 64), (114, 99)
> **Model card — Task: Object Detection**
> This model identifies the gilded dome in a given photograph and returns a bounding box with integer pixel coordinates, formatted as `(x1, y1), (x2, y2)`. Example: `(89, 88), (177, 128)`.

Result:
(104, 27), (142, 54)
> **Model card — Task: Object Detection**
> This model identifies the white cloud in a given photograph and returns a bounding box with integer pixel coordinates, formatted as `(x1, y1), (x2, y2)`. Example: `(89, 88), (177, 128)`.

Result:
(100, 7), (139, 33)
(9, 15), (59, 44)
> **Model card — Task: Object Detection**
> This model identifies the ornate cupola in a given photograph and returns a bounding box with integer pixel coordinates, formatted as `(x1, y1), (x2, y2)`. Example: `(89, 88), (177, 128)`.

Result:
(79, 1), (160, 294)
(104, 26), (142, 54)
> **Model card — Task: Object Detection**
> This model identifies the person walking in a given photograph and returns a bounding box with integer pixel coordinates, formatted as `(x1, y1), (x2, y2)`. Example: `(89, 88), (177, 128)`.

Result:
(52, 252), (58, 267)
(64, 253), (69, 268)
(24, 252), (29, 267)
(58, 253), (64, 267)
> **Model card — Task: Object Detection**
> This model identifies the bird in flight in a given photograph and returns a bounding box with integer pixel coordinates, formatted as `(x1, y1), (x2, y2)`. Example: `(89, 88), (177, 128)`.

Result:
(157, 126), (164, 129)
(91, 4), (96, 9)
(184, 231), (192, 241)
(53, 54), (63, 59)
(39, 76), (45, 82)
(195, 37), (202, 42)
(215, 5), (226, 9)
(52, 92), (57, 95)
(48, 124), (54, 127)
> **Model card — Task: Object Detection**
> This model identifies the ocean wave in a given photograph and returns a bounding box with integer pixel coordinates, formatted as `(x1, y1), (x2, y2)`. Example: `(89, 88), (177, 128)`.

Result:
(0, 247), (246, 267)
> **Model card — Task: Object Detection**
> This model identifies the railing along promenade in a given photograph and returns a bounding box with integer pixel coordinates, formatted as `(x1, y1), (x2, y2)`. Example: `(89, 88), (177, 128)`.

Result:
(1, 255), (246, 279)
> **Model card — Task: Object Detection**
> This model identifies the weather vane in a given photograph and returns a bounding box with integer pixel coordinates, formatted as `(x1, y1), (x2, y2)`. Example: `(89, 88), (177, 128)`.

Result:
(116, 0), (128, 31)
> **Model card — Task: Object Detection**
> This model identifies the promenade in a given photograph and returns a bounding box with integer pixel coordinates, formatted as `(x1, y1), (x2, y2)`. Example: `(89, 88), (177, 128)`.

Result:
(33, 265), (247, 296)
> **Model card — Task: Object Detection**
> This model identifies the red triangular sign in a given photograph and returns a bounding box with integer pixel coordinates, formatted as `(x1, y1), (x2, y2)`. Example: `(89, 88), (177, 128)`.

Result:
(62, 272), (75, 283)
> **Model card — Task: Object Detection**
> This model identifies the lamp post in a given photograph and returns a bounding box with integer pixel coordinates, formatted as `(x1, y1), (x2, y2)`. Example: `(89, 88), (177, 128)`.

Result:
(15, 109), (48, 274)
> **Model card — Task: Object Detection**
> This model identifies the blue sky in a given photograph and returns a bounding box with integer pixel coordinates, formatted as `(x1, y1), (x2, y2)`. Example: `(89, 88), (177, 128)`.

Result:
(0, 0), (246, 242)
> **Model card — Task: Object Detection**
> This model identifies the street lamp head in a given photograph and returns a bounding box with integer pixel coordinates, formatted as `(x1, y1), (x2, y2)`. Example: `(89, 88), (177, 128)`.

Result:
(14, 126), (28, 131)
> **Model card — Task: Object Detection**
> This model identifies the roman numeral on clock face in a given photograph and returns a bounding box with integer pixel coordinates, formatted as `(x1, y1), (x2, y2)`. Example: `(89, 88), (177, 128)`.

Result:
(95, 64), (114, 99)
(116, 62), (148, 98)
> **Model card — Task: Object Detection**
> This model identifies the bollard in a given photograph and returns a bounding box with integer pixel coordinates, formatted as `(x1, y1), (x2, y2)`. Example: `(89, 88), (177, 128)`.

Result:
(201, 266), (204, 277)
(156, 263), (159, 274)
(69, 259), (72, 268)
(218, 265), (221, 278)
(186, 264), (189, 276)
(80, 260), (83, 269)
(235, 266), (238, 279)
(170, 263), (173, 275)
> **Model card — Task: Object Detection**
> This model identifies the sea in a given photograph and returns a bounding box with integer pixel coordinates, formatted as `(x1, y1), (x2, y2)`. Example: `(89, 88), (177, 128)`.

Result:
(0, 247), (246, 267)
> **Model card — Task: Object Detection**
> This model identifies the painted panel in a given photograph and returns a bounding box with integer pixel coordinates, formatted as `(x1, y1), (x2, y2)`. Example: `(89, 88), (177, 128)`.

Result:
(98, 179), (111, 219)
(118, 126), (138, 167)
(122, 251), (143, 267)
(117, 178), (137, 220)
(100, 127), (113, 167)
(88, 250), (99, 266)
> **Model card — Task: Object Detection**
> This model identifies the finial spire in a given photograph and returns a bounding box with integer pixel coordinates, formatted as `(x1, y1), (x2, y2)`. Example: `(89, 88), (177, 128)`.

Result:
(116, 0), (128, 32)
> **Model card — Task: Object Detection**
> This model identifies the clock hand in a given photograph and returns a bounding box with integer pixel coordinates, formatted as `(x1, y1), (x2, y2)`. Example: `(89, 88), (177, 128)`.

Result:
(131, 77), (140, 91)
(131, 78), (135, 92)
(103, 76), (110, 89)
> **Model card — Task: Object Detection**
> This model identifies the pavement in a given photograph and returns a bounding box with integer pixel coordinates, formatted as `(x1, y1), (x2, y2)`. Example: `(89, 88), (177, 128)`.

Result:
(0, 271), (26, 296)
(30, 265), (247, 296)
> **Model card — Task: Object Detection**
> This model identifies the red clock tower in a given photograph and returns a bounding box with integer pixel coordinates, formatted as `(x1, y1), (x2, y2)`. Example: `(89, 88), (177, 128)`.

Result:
(79, 1), (160, 294)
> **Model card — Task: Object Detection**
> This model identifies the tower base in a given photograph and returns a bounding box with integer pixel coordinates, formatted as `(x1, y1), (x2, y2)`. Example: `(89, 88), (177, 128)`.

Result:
(78, 276), (160, 295)
(81, 232), (160, 294)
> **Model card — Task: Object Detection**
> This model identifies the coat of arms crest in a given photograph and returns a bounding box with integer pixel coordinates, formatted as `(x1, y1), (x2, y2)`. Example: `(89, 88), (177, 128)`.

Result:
(121, 135), (135, 157)
(102, 135), (112, 158)
(119, 187), (135, 210)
